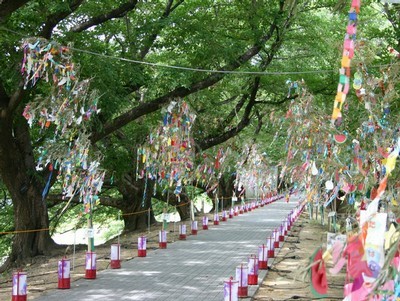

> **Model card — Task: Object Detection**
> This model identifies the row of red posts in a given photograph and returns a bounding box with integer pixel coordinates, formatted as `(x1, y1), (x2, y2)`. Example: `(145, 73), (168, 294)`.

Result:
(10, 192), (283, 301)
(223, 198), (305, 300)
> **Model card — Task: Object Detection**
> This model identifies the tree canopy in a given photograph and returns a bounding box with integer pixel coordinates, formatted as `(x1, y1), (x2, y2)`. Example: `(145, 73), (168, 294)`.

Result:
(0, 0), (399, 278)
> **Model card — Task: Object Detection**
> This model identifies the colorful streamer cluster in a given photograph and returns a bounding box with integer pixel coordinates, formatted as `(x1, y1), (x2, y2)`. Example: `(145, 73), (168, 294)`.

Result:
(331, 0), (361, 126)
(20, 39), (103, 206)
(137, 101), (196, 196)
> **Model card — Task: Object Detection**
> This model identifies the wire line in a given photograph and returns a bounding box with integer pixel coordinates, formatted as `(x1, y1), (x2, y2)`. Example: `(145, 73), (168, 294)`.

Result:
(0, 26), (393, 77)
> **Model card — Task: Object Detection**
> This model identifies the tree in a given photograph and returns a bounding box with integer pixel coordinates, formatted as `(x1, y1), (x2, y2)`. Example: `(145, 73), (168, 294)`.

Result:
(0, 0), (301, 268)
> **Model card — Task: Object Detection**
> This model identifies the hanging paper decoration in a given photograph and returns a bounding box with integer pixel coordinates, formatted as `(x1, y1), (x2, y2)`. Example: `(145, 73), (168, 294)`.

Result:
(310, 248), (328, 298)
(194, 146), (232, 193)
(20, 39), (104, 208)
(331, 1), (360, 126)
(234, 144), (277, 200)
(138, 101), (196, 196)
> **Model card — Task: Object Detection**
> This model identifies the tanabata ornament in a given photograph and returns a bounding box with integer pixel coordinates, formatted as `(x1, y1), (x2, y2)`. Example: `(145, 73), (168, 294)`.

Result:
(331, 1), (361, 125)
(138, 101), (196, 196)
(310, 248), (328, 298)
(20, 39), (103, 210)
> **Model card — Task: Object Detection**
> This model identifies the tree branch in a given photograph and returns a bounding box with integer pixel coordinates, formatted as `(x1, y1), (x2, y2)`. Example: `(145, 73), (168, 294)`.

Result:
(138, 0), (184, 59)
(196, 77), (261, 151)
(221, 93), (248, 129)
(90, 16), (281, 143)
(0, 80), (9, 113)
(254, 94), (298, 105)
(254, 109), (264, 135)
(0, 0), (31, 23)
(71, 0), (139, 33)
(40, 0), (84, 39)
(7, 80), (26, 115)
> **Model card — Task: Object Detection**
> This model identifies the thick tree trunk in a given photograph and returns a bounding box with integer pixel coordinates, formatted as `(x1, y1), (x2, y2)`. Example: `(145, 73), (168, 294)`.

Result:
(175, 193), (191, 221)
(119, 178), (156, 232)
(0, 118), (55, 269)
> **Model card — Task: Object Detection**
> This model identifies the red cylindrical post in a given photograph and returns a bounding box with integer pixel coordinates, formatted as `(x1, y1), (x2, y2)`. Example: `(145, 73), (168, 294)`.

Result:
(58, 258), (71, 289)
(138, 236), (147, 257)
(191, 220), (198, 235)
(110, 244), (121, 269)
(235, 264), (248, 298)
(159, 230), (167, 249)
(239, 206), (244, 214)
(179, 224), (187, 240)
(213, 213), (220, 225)
(202, 216), (209, 230)
(221, 210), (227, 222)
(248, 255), (259, 285)
(279, 224), (285, 243)
(234, 206), (239, 216)
(229, 208), (234, 219)
(258, 244), (268, 270)
(12, 271), (27, 301)
(267, 236), (274, 258)
(85, 252), (96, 279)
(273, 229), (280, 249)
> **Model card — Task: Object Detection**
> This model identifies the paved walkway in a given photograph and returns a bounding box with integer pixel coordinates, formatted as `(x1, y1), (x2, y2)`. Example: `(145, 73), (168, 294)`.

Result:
(39, 194), (302, 300)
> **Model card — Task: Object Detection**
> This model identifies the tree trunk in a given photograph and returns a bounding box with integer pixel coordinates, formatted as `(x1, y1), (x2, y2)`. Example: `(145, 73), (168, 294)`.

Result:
(0, 118), (55, 270)
(175, 193), (191, 221)
(119, 178), (156, 232)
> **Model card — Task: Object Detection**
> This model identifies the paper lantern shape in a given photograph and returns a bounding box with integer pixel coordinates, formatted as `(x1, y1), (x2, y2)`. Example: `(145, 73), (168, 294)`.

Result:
(221, 210), (227, 222)
(267, 236), (275, 258)
(239, 206), (244, 214)
(279, 224), (285, 243)
(202, 216), (209, 230)
(235, 264), (248, 297)
(234, 206), (239, 216)
(284, 220), (289, 236)
(273, 229), (280, 249)
(58, 258), (71, 289)
(229, 208), (234, 218)
(138, 236), (147, 257)
(179, 224), (187, 240)
(258, 245), (268, 270)
(12, 271), (27, 301)
(110, 244), (121, 269)
(213, 213), (220, 225)
(159, 230), (167, 249)
(248, 255), (259, 285)
(191, 220), (198, 235)
(85, 252), (96, 279)
(223, 277), (239, 301)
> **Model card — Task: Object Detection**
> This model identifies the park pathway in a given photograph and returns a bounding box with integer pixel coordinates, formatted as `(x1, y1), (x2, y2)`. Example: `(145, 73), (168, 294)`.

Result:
(39, 194), (302, 300)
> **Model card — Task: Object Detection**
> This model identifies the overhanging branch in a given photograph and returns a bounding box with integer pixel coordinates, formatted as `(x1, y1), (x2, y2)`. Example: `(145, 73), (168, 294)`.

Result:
(71, 0), (139, 33)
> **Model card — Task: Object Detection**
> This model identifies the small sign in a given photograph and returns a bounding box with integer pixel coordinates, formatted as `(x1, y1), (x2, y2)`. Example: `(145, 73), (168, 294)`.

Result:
(328, 211), (336, 217)
(163, 213), (170, 222)
(87, 228), (94, 238)
(232, 196), (238, 202)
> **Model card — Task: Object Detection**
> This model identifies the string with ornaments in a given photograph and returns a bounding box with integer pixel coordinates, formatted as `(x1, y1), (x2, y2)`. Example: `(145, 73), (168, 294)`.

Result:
(20, 39), (104, 215)
(136, 100), (196, 200)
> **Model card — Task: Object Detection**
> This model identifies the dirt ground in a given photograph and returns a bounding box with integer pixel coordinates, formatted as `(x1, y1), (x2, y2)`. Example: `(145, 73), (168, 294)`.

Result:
(0, 211), (345, 301)
(254, 212), (345, 301)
